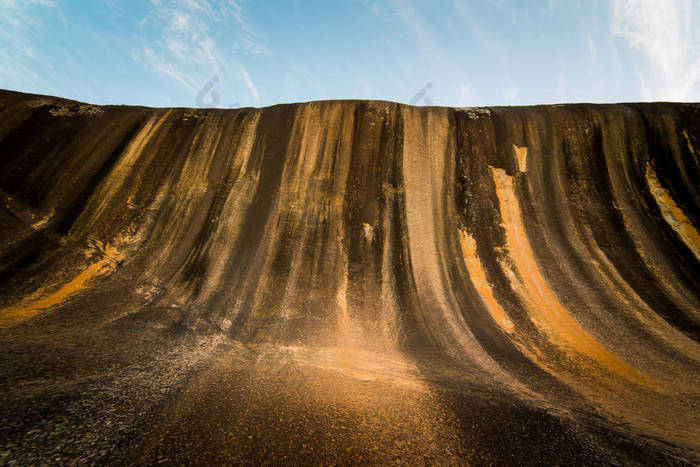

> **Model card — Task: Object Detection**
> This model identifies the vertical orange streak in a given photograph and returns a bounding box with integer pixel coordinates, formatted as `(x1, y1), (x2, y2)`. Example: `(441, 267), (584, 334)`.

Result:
(490, 166), (652, 386)
(645, 163), (700, 262)
(457, 229), (514, 332)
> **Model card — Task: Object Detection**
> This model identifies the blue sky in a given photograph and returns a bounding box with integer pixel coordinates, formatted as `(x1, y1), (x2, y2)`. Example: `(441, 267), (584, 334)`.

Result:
(0, 0), (698, 108)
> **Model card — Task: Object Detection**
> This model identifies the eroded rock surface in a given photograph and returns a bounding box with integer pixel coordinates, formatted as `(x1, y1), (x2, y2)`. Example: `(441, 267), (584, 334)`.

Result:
(0, 90), (699, 464)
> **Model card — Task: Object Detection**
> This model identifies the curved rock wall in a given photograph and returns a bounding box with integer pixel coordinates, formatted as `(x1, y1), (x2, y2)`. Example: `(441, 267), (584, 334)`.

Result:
(0, 90), (698, 463)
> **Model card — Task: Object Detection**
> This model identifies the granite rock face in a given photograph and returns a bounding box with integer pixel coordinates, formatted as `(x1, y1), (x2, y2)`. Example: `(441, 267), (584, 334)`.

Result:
(0, 89), (698, 464)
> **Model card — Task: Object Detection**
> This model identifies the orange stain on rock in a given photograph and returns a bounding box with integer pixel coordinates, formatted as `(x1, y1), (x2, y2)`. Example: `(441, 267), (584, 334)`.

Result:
(489, 166), (653, 387)
(0, 244), (121, 328)
(458, 228), (514, 332)
(513, 145), (528, 172)
(645, 163), (700, 262)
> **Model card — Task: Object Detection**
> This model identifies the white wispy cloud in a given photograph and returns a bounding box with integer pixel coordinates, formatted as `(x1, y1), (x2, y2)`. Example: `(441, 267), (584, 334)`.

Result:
(0, 0), (55, 7)
(611, 0), (700, 101)
(359, 0), (383, 16)
(141, 45), (198, 92)
(136, 0), (268, 105)
(239, 64), (259, 105)
(0, 0), (56, 91)
(143, 0), (224, 72)
(390, 0), (435, 54)
(236, 35), (269, 56)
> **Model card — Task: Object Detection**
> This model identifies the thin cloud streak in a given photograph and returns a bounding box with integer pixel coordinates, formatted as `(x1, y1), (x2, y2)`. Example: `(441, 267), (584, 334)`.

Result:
(136, 0), (267, 104)
(239, 64), (259, 105)
(611, 0), (700, 101)
(0, 0), (56, 93)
